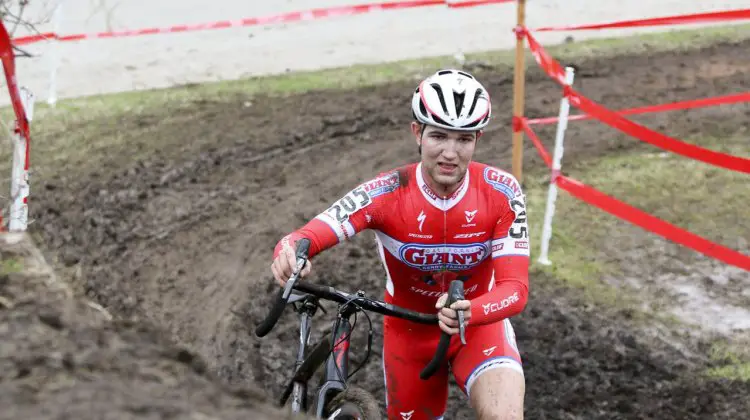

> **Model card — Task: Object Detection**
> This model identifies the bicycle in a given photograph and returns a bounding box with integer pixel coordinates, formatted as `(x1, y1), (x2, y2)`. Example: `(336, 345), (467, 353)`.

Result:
(254, 238), (466, 419)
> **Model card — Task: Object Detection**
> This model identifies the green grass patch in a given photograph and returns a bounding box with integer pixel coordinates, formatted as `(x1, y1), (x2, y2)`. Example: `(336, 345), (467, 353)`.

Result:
(525, 172), (625, 307)
(707, 341), (750, 381)
(570, 136), (749, 246)
(1, 257), (23, 276)
(525, 134), (749, 308)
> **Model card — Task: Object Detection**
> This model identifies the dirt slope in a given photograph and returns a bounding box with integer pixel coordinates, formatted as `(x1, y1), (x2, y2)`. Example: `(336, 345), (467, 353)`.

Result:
(0, 233), (306, 420)
(28, 39), (750, 418)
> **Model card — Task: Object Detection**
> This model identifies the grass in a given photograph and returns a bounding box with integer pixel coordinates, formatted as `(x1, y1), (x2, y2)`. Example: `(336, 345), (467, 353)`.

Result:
(526, 134), (749, 297)
(707, 341), (750, 382)
(525, 171), (624, 306)
(524, 133), (750, 379)
(565, 136), (749, 247)
(0, 257), (22, 276)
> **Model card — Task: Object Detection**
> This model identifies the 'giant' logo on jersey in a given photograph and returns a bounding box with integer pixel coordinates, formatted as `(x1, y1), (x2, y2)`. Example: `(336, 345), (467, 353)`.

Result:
(483, 167), (521, 199)
(363, 172), (399, 198)
(398, 243), (489, 271)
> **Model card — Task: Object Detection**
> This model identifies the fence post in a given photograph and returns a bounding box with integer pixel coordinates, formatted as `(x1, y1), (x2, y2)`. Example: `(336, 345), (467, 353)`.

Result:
(538, 66), (575, 266)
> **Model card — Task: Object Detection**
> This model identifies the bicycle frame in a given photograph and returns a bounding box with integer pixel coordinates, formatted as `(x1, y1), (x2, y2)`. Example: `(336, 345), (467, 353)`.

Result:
(278, 293), (358, 419)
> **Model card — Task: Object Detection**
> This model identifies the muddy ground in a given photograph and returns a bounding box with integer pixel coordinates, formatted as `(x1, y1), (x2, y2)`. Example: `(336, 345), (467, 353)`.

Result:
(0, 233), (305, 420)
(17, 38), (750, 418)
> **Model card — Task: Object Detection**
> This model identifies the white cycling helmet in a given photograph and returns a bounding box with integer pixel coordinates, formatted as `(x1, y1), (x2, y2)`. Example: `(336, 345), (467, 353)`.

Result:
(411, 69), (492, 132)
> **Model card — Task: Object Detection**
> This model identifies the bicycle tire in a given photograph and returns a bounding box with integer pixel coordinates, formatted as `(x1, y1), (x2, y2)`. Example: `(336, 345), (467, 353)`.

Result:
(323, 386), (382, 420)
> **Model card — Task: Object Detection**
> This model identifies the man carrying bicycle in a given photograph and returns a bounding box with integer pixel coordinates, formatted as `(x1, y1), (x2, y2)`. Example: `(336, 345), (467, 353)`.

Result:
(271, 69), (529, 420)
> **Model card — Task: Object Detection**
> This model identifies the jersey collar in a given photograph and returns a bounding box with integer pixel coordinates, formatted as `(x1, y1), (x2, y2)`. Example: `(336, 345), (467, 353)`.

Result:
(416, 162), (470, 211)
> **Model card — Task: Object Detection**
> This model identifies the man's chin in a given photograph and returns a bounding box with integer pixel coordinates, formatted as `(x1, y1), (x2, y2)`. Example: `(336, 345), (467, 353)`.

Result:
(432, 172), (464, 189)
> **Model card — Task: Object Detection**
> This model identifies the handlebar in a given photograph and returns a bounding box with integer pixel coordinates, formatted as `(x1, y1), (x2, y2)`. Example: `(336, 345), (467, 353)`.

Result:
(254, 237), (466, 380)
(254, 238), (311, 338)
(419, 280), (464, 380)
(292, 281), (438, 325)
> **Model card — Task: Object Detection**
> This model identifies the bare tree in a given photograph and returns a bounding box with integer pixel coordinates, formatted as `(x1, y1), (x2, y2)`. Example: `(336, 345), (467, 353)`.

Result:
(0, 1), (54, 57)
(1, 1), (34, 36)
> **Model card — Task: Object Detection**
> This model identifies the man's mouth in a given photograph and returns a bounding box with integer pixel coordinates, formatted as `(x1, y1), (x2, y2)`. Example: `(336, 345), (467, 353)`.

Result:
(437, 162), (458, 174)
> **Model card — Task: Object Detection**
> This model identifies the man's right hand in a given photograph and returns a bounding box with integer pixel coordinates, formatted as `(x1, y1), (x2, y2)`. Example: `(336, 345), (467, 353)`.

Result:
(270, 239), (312, 287)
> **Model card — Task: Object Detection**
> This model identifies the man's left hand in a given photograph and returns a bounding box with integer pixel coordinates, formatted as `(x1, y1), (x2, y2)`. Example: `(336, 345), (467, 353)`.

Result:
(436, 293), (471, 336)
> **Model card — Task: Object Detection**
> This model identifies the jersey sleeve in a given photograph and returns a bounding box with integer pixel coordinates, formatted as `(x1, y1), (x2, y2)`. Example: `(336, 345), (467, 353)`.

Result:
(273, 170), (400, 260)
(469, 173), (530, 325)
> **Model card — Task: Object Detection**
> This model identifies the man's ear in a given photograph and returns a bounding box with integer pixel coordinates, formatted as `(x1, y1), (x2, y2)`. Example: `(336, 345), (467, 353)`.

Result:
(411, 121), (423, 155)
(476, 130), (484, 141)
(411, 121), (422, 144)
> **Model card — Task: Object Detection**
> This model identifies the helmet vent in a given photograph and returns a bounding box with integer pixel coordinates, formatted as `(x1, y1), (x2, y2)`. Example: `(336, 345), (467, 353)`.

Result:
(453, 91), (466, 117)
(467, 88), (482, 116)
(430, 83), (450, 115)
(419, 100), (428, 117)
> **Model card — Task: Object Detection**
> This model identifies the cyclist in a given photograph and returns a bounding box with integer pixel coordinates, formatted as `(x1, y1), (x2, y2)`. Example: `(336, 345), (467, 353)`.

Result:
(270, 69), (529, 420)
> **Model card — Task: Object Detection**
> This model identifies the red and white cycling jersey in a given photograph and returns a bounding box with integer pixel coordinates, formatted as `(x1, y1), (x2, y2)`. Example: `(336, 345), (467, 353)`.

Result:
(275, 161), (530, 419)
(274, 160), (530, 327)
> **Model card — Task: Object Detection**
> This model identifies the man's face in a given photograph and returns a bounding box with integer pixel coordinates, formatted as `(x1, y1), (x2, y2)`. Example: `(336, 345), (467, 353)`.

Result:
(412, 122), (481, 190)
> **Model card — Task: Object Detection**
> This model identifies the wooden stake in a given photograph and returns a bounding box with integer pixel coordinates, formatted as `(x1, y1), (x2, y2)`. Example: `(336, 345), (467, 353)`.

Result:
(511, 0), (527, 182)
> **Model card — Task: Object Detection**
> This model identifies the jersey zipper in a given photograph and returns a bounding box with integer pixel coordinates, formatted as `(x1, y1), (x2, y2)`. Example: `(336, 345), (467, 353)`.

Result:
(442, 195), (448, 295)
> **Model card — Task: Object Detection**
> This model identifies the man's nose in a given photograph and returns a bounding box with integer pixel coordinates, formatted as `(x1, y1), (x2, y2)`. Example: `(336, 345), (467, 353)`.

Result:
(441, 140), (458, 159)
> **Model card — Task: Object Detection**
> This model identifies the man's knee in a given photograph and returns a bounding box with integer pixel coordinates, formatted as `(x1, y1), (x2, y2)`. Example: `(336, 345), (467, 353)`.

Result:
(468, 367), (525, 420)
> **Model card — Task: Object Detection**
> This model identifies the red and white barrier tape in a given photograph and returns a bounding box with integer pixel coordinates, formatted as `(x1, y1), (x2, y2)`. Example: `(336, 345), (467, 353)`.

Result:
(567, 89), (750, 174)
(527, 92), (750, 126)
(0, 23), (30, 145)
(12, 0), (511, 46)
(534, 8), (750, 32)
(515, 116), (552, 167)
(522, 28), (750, 174)
(524, 122), (750, 271)
(555, 175), (750, 271)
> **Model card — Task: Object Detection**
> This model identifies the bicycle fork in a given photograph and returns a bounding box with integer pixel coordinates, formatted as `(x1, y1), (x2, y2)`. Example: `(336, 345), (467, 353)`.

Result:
(314, 305), (356, 418)
(291, 300), (318, 412)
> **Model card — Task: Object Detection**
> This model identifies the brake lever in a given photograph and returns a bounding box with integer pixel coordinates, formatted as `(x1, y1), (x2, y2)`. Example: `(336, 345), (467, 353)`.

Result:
(281, 241), (311, 301)
(447, 284), (467, 345)
(457, 309), (467, 345)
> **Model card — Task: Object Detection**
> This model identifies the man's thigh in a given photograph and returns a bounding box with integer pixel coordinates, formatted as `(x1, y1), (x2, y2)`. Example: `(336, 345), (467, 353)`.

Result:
(451, 318), (524, 402)
(382, 322), (449, 420)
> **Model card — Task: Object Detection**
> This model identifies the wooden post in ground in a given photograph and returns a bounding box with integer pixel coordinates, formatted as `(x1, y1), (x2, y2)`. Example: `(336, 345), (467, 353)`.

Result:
(511, 0), (527, 182)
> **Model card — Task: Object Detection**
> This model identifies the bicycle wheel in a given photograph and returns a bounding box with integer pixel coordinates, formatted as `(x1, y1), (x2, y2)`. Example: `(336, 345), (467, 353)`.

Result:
(323, 386), (382, 419)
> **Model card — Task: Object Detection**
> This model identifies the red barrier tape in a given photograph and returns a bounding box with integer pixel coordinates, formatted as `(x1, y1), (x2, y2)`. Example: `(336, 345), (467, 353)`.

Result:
(534, 8), (750, 32)
(0, 22), (30, 148)
(523, 28), (567, 85)
(520, 118), (552, 167)
(523, 123), (750, 271)
(448, 0), (511, 8)
(567, 89), (750, 174)
(527, 92), (750, 126)
(523, 29), (750, 174)
(12, 0), (511, 46)
(556, 176), (750, 271)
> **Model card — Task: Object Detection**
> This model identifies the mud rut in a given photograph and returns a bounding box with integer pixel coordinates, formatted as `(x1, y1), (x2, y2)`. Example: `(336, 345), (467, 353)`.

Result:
(31, 40), (750, 419)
